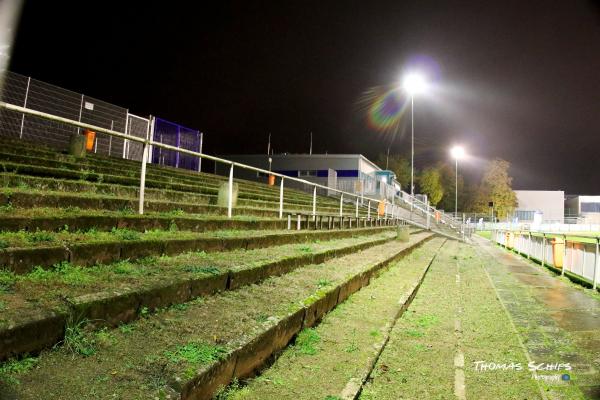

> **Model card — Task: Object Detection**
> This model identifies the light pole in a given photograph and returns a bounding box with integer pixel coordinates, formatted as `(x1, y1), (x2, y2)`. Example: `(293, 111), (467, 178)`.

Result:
(402, 72), (427, 197)
(450, 145), (465, 218)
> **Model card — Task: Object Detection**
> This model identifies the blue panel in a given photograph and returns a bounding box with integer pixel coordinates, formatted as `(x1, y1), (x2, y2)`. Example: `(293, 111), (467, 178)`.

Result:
(336, 169), (359, 178)
(316, 170), (328, 177)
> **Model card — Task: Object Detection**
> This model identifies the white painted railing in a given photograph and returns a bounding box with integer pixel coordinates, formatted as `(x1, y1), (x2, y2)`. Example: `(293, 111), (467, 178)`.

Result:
(0, 101), (465, 235)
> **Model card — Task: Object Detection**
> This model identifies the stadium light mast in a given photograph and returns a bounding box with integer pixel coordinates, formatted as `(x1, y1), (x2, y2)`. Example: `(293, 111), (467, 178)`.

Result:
(401, 72), (428, 197)
(450, 145), (466, 217)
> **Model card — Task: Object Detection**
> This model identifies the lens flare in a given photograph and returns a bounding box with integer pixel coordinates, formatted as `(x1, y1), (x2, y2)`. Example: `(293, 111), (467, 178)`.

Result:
(366, 88), (409, 132)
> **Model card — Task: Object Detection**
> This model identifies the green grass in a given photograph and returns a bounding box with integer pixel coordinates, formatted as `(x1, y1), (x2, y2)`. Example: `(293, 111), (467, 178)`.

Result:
(164, 342), (226, 366)
(0, 356), (38, 386)
(294, 328), (321, 355)
(476, 230), (492, 240)
(61, 318), (96, 357)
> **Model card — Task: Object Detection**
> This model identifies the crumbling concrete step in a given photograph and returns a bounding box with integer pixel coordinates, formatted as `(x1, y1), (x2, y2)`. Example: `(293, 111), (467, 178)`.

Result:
(0, 232), (434, 399)
(0, 230), (408, 361)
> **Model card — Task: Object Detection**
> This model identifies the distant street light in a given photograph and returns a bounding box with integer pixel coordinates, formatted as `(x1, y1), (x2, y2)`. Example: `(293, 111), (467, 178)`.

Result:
(402, 72), (428, 197)
(450, 145), (465, 217)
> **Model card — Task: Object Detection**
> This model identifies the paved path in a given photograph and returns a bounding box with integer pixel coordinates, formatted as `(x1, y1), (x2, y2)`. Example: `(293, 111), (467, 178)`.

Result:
(475, 236), (600, 399)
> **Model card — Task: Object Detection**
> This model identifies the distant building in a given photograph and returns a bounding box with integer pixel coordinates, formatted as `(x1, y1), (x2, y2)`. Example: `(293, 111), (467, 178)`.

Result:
(215, 153), (400, 200)
(565, 195), (600, 223)
(513, 190), (564, 223)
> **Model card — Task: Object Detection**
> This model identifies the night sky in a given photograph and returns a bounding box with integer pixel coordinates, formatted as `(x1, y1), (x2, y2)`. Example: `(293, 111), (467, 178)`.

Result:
(9, 1), (600, 194)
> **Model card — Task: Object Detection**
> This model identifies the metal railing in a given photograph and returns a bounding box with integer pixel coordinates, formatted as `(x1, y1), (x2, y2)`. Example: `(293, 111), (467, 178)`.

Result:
(0, 100), (466, 237)
(493, 229), (600, 290)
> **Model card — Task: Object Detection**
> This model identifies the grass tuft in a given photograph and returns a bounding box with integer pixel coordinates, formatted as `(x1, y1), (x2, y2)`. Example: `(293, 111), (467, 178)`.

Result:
(294, 328), (320, 355)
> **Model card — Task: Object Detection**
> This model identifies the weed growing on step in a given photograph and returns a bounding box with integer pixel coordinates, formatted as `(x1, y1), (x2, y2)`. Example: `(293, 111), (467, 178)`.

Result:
(0, 356), (38, 386)
(214, 378), (251, 400)
(184, 265), (221, 275)
(111, 227), (141, 241)
(0, 239), (9, 249)
(164, 342), (227, 372)
(118, 323), (135, 334)
(25, 262), (95, 286)
(317, 279), (332, 288)
(140, 306), (150, 318)
(61, 319), (96, 357)
(0, 202), (13, 213)
(0, 270), (16, 293)
(294, 328), (320, 355)
(28, 229), (55, 243)
(161, 209), (185, 217)
(298, 245), (313, 253)
(95, 327), (116, 347)
(0, 300), (5, 310)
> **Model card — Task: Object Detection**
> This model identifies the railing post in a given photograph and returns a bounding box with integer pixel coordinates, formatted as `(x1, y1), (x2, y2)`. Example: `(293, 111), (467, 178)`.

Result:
(227, 164), (234, 218)
(339, 193), (343, 217)
(138, 116), (152, 215)
(19, 76), (31, 139)
(312, 186), (317, 221)
(279, 177), (284, 219)
(594, 238), (599, 290)
(367, 200), (371, 220)
(542, 235), (546, 266)
(355, 196), (359, 218)
(562, 235), (567, 276)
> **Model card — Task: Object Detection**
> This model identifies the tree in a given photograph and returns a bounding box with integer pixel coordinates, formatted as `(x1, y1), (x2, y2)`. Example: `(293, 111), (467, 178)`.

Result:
(472, 158), (517, 219)
(436, 162), (465, 212)
(375, 153), (411, 191)
(418, 167), (444, 206)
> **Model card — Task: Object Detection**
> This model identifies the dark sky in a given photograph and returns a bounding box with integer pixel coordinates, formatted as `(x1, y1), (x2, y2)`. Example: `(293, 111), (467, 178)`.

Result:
(9, 1), (600, 194)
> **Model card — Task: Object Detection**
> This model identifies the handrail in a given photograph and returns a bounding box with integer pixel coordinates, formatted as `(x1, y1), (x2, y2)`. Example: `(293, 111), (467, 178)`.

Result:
(0, 101), (463, 231)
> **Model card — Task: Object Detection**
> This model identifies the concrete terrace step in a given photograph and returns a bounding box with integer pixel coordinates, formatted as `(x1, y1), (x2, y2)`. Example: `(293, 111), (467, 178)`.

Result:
(0, 161), (335, 209)
(0, 140), (341, 207)
(0, 173), (366, 214)
(0, 230), (406, 361)
(0, 209), (285, 233)
(0, 231), (434, 399)
(0, 226), (397, 273)
(0, 188), (370, 220)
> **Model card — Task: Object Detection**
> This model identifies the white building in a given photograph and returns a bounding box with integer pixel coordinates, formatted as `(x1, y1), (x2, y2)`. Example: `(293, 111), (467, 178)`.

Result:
(565, 195), (600, 223)
(513, 190), (564, 223)
(215, 153), (399, 200)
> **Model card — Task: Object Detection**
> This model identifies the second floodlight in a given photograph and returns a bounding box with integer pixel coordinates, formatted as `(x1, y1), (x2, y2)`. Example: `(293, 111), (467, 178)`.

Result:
(451, 146), (465, 159)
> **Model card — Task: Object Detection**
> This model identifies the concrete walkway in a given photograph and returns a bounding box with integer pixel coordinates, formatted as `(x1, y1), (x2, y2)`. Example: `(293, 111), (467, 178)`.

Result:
(475, 236), (600, 399)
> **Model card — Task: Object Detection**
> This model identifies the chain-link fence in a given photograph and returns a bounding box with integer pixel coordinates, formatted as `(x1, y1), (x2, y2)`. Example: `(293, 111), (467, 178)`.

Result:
(0, 71), (202, 170)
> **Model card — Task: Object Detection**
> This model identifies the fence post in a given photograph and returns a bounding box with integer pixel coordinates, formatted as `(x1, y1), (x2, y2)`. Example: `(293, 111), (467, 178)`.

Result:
(108, 120), (114, 156)
(138, 115), (152, 214)
(123, 111), (129, 159)
(19, 76), (31, 139)
(312, 186), (317, 221)
(198, 132), (203, 172)
(367, 200), (371, 220)
(542, 235), (546, 266)
(227, 164), (234, 218)
(562, 235), (567, 276)
(594, 238), (599, 290)
(77, 94), (84, 134)
(355, 196), (359, 218)
(527, 232), (531, 259)
(339, 194), (343, 217)
(279, 177), (284, 219)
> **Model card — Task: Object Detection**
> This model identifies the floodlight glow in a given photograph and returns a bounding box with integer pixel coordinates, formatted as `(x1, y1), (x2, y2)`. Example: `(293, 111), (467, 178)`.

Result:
(450, 145), (465, 160)
(402, 72), (427, 95)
